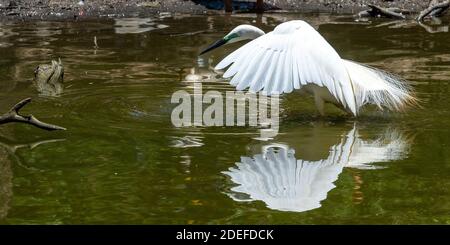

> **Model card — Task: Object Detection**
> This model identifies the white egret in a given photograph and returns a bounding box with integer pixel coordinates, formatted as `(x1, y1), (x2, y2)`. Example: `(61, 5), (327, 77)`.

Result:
(200, 20), (418, 116)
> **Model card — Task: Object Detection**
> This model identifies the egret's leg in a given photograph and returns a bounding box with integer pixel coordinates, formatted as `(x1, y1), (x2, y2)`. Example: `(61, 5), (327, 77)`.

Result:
(314, 93), (325, 116)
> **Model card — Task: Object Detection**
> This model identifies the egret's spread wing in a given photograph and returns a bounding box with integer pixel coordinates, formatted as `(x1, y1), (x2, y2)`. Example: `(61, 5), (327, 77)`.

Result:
(215, 20), (357, 114)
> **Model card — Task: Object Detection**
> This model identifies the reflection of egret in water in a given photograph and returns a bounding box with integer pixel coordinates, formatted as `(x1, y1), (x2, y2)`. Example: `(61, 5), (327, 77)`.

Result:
(345, 128), (409, 170)
(223, 125), (411, 212)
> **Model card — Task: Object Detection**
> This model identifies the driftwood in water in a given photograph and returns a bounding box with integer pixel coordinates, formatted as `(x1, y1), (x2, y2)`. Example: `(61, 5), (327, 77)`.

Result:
(0, 98), (66, 131)
(417, 0), (450, 21)
(358, 4), (406, 19)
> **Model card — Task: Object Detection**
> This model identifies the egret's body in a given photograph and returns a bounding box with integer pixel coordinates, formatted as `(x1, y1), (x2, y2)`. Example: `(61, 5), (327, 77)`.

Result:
(200, 20), (417, 116)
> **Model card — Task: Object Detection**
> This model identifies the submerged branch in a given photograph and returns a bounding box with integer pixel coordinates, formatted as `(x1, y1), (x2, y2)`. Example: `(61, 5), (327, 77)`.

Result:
(0, 98), (66, 131)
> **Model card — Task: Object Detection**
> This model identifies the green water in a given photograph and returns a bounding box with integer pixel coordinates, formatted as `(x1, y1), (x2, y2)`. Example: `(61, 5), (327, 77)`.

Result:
(0, 13), (449, 224)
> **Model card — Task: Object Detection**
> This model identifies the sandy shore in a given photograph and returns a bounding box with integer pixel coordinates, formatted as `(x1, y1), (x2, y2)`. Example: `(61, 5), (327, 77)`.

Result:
(0, 0), (438, 20)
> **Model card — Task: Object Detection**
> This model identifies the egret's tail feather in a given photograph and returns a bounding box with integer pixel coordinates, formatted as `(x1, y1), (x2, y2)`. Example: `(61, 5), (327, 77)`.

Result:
(343, 59), (418, 112)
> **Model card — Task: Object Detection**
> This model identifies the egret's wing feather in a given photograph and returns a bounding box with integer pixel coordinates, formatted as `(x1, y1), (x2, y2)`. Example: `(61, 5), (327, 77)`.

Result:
(215, 20), (357, 114)
(343, 60), (417, 111)
(233, 43), (267, 90)
(216, 40), (248, 70)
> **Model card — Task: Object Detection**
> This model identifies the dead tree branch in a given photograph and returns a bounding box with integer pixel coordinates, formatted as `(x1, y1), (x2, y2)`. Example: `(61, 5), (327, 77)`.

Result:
(366, 4), (406, 19)
(417, 0), (450, 21)
(0, 98), (66, 131)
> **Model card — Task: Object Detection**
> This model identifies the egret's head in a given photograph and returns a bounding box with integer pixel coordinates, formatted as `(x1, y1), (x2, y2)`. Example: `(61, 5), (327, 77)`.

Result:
(200, 24), (265, 55)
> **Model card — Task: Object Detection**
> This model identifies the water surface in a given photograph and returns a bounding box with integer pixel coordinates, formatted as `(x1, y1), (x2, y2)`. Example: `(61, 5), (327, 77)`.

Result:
(0, 13), (449, 224)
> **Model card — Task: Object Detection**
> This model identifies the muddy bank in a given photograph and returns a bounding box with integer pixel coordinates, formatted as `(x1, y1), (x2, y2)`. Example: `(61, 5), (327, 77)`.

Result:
(0, 0), (207, 20)
(0, 0), (441, 20)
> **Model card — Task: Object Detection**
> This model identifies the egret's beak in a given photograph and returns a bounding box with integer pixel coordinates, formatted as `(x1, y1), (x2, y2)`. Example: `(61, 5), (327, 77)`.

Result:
(200, 38), (227, 55)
